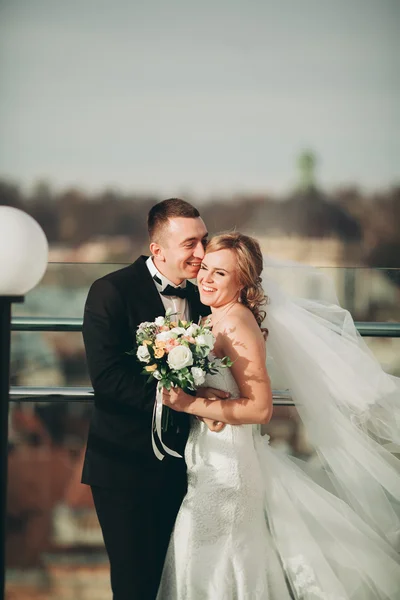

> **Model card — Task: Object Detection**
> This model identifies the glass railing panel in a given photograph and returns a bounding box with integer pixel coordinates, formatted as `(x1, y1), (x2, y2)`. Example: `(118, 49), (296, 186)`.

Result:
(10, 265), (400, 386)
(362, 337), (400, 377)
(12, 263), (123, 319)
(10, 332), (90, 388)
(10, 264), (400, 320)
(10, 332), (400, 388)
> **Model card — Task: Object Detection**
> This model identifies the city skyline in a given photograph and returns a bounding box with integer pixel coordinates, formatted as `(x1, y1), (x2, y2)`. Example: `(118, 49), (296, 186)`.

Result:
(0, 0), (399, 198)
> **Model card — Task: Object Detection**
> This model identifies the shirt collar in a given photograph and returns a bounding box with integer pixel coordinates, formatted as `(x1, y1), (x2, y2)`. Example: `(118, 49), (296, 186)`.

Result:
(146, 257), (187, 292)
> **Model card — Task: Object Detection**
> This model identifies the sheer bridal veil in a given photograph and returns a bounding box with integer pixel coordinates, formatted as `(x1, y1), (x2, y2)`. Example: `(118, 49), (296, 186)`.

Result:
(258, 258), (400, 599)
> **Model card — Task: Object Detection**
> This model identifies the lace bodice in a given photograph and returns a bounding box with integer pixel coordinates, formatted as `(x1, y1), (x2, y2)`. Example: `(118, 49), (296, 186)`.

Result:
(204, 355), (241, 398)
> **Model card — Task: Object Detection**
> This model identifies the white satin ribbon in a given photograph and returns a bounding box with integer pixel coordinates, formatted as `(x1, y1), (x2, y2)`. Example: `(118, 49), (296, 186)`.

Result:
(151, 383), (183, 461)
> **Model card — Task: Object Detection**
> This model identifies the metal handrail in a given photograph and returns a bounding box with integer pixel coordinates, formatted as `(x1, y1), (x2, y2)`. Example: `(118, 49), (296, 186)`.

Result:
(9, 386), (295, 406)
(12, 317), (82, 332)
(10, 317), (400, 337)
(356, 322), (400, 337)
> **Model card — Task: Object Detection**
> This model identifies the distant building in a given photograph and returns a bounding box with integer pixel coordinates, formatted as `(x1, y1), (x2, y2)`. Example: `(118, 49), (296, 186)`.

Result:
(246, 151), (362, 247)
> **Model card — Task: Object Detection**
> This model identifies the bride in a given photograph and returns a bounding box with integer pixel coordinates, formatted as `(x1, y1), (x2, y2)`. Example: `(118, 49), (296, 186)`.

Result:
(158, 232), (400, 600)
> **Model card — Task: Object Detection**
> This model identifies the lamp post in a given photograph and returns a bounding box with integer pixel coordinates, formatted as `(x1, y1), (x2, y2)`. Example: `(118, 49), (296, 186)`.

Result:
(0, 206), (48, 600)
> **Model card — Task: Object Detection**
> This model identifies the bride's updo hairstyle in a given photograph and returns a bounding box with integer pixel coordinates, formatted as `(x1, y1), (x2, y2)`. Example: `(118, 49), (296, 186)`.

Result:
(205, 232), (267, 327)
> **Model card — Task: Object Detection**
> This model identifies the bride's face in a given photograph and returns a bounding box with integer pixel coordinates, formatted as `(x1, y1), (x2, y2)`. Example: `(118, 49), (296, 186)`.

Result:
(197, 248), (241, 308)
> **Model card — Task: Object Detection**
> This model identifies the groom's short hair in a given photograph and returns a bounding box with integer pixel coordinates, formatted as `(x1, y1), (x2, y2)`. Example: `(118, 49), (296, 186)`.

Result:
(148, 198), (200, 242)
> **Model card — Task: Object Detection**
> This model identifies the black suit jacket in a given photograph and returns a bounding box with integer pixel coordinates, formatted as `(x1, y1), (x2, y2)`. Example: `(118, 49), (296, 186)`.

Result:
(81, 256), (210, 489)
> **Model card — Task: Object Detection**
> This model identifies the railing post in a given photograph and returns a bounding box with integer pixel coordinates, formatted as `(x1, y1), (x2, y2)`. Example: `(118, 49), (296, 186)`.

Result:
(0, 297), (23, 600)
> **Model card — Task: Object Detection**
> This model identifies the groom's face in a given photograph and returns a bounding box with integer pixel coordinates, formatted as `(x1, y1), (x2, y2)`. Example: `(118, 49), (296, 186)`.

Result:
(151, 217), (208, 285)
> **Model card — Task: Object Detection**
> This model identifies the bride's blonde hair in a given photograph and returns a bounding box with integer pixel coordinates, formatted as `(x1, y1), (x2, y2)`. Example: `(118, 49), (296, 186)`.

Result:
(205, 232), (267, 327)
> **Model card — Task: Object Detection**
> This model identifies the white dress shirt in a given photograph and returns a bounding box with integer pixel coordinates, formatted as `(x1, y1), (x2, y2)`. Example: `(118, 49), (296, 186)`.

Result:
(146, 257), (189, 322)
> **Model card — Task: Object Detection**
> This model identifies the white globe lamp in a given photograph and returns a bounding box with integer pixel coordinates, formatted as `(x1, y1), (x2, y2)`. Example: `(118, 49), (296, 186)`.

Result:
(0, 206), (48, 295)
(0, 206), (49, 597)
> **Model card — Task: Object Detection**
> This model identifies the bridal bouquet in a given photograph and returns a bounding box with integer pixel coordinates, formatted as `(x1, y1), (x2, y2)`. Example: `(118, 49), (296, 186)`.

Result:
(132, 309), (232, 431)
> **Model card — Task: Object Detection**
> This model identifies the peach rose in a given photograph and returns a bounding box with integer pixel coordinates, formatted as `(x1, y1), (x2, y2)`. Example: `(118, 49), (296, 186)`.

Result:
(165, 338), (179, 353)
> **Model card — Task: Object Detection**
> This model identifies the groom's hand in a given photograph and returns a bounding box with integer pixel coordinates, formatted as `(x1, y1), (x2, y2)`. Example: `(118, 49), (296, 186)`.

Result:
(200, 417), (226, 432)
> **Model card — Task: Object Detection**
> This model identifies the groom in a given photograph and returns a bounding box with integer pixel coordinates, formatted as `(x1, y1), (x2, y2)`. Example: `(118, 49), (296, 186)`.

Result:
(81, 198), (226, 600)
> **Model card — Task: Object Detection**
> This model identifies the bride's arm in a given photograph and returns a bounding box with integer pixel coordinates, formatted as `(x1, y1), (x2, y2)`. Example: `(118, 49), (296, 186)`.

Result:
(163, 313), (273, 425)
(195, 387), (230, 431)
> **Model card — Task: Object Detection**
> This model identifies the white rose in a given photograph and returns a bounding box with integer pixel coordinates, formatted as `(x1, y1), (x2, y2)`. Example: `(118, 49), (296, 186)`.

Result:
(156, 330), (175, 342)
(196, 332), (215, 351)
(170, 327), (186, 336)
(186, 323), (200, 337)
(191, 367), (206, 386)
(155, 316), (165, 327)
(167, 345), (193, 370)
(137, 344), (151, 363)
(153, 370), (162, 380)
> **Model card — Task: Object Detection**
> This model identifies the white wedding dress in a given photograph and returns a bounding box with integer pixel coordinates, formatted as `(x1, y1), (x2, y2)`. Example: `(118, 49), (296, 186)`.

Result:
(157, 363), (293, 600)
(157, 360), (400, 599)
(157, 263), (400, 599)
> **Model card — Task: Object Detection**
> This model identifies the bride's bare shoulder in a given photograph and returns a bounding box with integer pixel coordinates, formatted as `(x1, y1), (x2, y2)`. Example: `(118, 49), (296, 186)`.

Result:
(224, 304), (259, 329)
(220, 305), (264, 346)
(218, 309), (266, 364)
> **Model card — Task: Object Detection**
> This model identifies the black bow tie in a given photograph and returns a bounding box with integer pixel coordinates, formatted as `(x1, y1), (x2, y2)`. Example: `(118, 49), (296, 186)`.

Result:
(160, 284), (189, 299)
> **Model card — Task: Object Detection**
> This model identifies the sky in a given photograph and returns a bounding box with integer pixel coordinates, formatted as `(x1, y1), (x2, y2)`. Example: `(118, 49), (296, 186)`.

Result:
(0, 0), (399, 198)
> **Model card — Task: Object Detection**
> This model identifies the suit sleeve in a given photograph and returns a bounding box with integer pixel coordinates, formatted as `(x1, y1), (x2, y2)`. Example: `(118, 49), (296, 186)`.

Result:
(82, 278), (156, 414)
